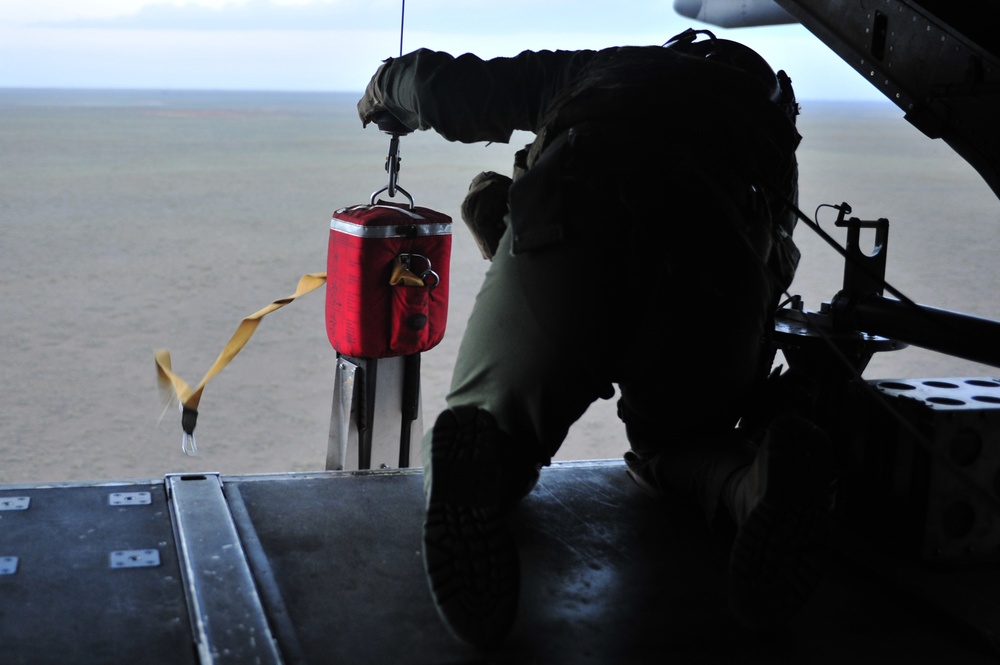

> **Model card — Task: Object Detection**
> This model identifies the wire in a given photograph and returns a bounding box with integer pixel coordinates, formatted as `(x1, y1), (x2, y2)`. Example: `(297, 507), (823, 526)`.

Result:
(814, 202), (841, 222)
(399, 0), (405, 57)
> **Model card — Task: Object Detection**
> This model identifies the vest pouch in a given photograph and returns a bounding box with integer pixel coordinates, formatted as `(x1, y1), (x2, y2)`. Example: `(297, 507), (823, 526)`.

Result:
(389, 276), (431, 353)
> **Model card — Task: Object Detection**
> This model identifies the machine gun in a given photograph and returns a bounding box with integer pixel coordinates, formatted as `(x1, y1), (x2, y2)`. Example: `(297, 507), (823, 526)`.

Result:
(676, 0), (1000, 572)
(749, 201), (1000, 570)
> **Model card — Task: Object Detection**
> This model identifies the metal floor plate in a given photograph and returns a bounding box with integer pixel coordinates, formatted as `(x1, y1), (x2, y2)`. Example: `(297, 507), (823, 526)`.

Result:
(227, 461), (999, 664)
(2, 462), (998, 664)
(0, 482), (196, 664)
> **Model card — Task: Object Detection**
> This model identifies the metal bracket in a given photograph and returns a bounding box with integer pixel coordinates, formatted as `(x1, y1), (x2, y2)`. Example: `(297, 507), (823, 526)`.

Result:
(327, 355), (423, 471)
(0, 497), (30, 511)
(110, 549), (161, 569)
(0, 556), (18, 575)
(835, 203), (890, 300)
(327, 357), (359, 471)
(109, 492), (152, 507)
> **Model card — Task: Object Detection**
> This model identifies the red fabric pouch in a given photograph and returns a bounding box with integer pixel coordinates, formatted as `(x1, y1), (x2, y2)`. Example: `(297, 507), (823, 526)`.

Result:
(326, 201), (452, 358)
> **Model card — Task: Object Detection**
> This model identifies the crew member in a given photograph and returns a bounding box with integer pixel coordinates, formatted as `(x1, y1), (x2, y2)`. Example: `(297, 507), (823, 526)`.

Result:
(357, 30), (833, 649)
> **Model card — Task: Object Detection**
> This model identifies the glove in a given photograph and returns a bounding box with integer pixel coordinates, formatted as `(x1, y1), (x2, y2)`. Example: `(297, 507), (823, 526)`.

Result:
(357, 59), (392, 128)
(460, 171), (512, 261)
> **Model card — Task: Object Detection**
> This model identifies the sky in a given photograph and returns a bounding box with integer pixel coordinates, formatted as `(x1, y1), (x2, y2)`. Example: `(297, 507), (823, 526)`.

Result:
(0, 0), (889, 100)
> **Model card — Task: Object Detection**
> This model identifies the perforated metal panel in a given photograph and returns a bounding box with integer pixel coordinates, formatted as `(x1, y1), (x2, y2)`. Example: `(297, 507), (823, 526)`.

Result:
(845, 377), (1000, 563)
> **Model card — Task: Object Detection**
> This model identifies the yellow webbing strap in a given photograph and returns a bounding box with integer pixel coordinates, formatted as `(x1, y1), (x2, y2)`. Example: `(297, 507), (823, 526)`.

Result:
(154, 272), (327, 455)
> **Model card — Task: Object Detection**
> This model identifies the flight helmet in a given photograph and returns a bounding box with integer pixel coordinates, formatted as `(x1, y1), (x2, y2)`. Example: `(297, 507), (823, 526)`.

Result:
(666, 28), (798, 120)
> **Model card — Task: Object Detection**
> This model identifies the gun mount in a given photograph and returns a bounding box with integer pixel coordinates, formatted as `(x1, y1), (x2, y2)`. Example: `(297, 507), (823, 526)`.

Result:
(765, 204), (1000, 575)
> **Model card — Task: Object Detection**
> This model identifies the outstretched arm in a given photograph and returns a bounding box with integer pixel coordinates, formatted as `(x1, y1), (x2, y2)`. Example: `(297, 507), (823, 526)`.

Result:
(358, 48), (600, 144)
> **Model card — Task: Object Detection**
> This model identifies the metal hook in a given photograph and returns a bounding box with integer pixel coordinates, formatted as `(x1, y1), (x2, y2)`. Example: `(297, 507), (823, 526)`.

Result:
(386, 133), (402, 196)
(370, 183), (414, 208)
(370, 126), (415, 208)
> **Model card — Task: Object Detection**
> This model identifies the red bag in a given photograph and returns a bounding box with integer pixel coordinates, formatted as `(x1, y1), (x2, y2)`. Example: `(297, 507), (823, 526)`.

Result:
(326, 201), (452, 358)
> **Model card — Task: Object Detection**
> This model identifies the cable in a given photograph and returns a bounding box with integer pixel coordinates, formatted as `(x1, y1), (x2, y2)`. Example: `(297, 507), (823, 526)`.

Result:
(398, 0), (405, 57)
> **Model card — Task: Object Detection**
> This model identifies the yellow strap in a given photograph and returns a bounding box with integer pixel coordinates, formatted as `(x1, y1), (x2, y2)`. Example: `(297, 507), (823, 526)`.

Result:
(389, 256), (426, 287)
(154, 272), (327, 449)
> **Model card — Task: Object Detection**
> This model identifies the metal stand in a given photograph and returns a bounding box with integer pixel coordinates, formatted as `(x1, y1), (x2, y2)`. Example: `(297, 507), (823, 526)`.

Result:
(326, 353), (423, 471)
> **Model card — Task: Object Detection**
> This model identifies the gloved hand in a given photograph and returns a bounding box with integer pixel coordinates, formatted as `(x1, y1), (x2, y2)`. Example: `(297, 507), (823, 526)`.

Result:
(357, 59), (391, 128)
(460, 171), (512, 261)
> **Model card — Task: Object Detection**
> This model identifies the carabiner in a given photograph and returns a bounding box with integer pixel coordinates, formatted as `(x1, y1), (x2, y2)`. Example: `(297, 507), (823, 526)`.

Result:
(420, 269), (440, 290)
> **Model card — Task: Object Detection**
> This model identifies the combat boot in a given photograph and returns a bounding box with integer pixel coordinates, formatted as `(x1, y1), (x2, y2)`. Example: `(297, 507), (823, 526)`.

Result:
(725, 414), (835, 630)
(623, 415), (835, 629)
(624, 433), (756, 529)
(422, 405), (539, 650)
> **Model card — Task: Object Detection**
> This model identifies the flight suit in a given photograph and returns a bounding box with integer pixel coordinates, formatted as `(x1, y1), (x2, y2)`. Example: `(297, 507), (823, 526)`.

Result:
(358, 40), (815, 648)
(363, 44), (801, 488)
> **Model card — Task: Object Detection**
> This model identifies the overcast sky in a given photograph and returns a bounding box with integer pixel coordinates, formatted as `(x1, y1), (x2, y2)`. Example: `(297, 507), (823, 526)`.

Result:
(0, 0), (887, 100)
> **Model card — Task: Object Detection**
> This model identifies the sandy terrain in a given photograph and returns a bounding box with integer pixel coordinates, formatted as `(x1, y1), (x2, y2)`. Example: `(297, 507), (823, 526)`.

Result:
(1, 94), (997, 485)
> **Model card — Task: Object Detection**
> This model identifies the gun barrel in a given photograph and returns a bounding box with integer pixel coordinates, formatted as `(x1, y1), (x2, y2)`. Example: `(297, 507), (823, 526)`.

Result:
(848, 295), (1000, 369)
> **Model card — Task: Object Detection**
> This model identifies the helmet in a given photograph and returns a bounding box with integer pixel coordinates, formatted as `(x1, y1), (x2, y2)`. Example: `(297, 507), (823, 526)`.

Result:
(666, 29), (798, 120)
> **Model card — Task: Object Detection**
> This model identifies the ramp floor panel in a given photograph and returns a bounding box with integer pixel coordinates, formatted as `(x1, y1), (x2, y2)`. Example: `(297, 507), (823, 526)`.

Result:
(1, 462), (997, 663)
(0, 482), (197, 664)
(228, 461), (998, 664)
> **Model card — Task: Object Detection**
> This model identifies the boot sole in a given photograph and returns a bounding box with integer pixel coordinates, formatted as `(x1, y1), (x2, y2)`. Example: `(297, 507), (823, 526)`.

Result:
(422, 406), (519, 650)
